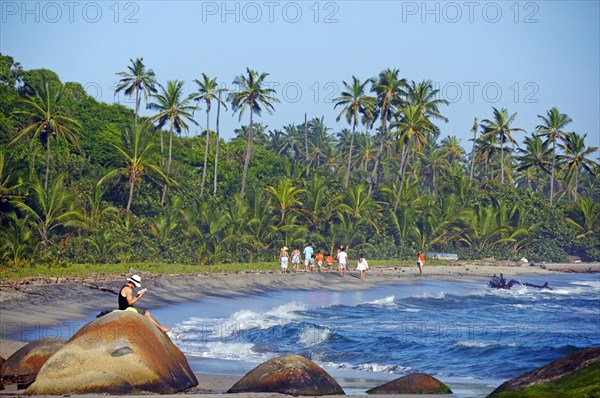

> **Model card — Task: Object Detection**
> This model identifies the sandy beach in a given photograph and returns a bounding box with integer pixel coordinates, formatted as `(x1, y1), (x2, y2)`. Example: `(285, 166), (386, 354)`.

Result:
(1, 261), (598, 396)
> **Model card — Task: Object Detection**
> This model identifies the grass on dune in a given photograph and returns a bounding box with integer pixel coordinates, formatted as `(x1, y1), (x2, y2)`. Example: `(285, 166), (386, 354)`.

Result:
(0, 259), (469, 282)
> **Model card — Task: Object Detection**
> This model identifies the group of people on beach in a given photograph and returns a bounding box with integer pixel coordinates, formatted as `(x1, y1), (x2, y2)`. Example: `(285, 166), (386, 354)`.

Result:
(279, 243), (369, 280)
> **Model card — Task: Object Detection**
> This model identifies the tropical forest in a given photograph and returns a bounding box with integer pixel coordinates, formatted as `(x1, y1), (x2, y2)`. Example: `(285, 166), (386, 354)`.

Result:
(1, 54), (598, 271)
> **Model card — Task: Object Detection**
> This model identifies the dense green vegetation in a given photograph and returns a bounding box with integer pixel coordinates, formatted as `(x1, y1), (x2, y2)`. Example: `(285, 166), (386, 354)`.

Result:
(1, 54), (598, 270)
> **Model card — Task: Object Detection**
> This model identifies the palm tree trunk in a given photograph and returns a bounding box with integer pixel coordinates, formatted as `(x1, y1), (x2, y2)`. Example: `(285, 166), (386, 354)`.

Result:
(213, 93), (222, 196)
(500, 133), (505, 184)
(161, 126), (174, 205)
(135, 86), (140, 122)
(394, 144), (410, 212)
(344, 122), (356, 188)
(159, 130), (165, 168)
(369, 128), (385, 197)
(574, 168), (579, 202)
(44, 133), (51, 191)
(41, 223), (49, 253)
(200, 106), (210, 198)
(240, 111), (253, 197)
(127, 175), (135, 212)
(470, 120), (477, 181)
(304, 113), (309, 176)
(550, 138), (556, 205)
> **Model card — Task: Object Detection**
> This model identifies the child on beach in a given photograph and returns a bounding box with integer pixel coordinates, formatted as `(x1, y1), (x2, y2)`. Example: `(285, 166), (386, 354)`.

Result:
(356, 254), (369, 280)
(315, 250), (324, 273)
(291, 248), (301, 272)
(325, 253), (334, 273)
(279, 246), (289, 273)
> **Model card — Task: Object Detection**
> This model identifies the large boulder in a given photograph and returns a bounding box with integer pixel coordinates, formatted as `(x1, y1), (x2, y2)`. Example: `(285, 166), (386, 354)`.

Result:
(26, 311), (197, 395)
(487, 347), (600, 397)
(367, 373), (452, 394)
(0, 338), (65, 389)
(227, 354), (344, 396)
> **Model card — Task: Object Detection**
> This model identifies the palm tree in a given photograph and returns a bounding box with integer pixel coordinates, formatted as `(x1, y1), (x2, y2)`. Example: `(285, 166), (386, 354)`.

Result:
(213, 88), (227, 196)
(114, 57), (158, 121)
(15, 174), (85, 252)
(337, 183), (382, 234)
(474, 131), (500, 180)
(97, 123), (170, 212)
(147, 80), (197, 204)
(566, 198), (599, 239)
(233, 123), (269, 147)
(469, 117), (478, 181)
(265, 179), (305, 224)
(334, 76), (376, 188)
(229, 68), (280, 197)
(447, 201), (509, 255)
(516, 134), (552, 192)
(420, 144), (449, 194)
(300, 174), (343, 234)
(390, 104), (434, 211)
(1, 211), (34, 268)
(353, 133), (377, 172)
(10, 80), (81, 190)
(407, 80), (449, 128)
(192, 74), (228, 198)
(480, 107), (524, 184)
(307, 116), (333, 170)
(279, 123), (303, 160)
(369, 68), (406, 194)
(536, 107), (572, 205)
(557, 132), (598, 201)
(440, 136), (465, 165)
(0, 150), (25, 210)
(267, 128), (287, 154)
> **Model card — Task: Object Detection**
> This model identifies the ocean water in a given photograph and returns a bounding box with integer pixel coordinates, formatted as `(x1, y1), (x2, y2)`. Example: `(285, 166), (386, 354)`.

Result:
(157, 273), (600, 397)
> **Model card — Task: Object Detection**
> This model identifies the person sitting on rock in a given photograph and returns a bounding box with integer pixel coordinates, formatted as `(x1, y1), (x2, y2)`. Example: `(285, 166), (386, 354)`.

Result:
(119, 275), (171, 333)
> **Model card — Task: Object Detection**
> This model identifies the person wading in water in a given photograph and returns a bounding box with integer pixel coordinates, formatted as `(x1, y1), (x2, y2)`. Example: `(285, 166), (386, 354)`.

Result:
(119, 275), (171, 333)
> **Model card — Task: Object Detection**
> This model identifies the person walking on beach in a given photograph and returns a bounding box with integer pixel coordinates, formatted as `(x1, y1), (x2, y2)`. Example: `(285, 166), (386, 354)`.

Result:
(280, 246), (289, 273)
(417, 251), (426, 277)
(356, 254), (369, 280)
(303, 243), (314, 273)
(291, 247), (301, 272)
(315, 250), (324, 273)
(337, 246), (348, 277)
(119, 275), (171, 333)
(325, 253), (334, 273)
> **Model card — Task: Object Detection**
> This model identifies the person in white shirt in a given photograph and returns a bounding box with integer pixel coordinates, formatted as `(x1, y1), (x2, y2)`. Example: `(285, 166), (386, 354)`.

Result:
(356, 254), (369, 280)
(337, 247), (348, 278)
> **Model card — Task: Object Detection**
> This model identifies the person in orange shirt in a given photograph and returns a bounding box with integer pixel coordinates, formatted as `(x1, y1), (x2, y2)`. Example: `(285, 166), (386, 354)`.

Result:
(315, 250), (324, 273)
(325, 253), (334, 273)
(417, 251), (426, 277)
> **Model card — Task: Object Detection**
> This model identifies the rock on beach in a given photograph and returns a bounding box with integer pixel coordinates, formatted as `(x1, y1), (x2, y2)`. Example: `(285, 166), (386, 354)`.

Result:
(0, 337), (65, 389)
(487, 346), (600, 397)
(227, 353), (345, 396)
(26, 311), (197, 395)
(366, 372), (452, 394)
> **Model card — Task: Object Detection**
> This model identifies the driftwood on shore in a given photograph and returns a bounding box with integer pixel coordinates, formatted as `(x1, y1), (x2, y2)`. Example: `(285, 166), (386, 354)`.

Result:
(81, 282), (119, 295)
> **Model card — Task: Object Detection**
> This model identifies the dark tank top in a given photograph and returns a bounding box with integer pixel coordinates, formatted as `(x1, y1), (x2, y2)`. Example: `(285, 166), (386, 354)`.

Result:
(118, 285), (130, 310)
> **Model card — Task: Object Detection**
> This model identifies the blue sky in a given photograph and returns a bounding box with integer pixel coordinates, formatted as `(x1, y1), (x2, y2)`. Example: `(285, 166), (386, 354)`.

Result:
(2, 1), (599, 149)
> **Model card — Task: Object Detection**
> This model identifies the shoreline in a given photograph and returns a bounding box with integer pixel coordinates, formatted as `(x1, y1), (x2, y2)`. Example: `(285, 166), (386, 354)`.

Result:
(1, 262), (599, 396)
